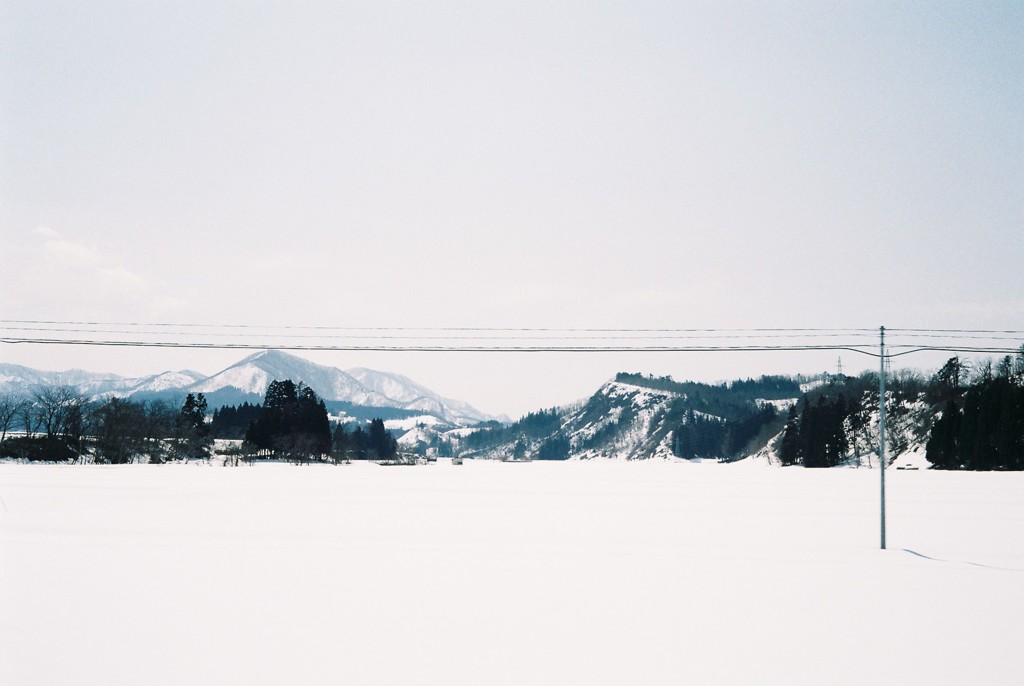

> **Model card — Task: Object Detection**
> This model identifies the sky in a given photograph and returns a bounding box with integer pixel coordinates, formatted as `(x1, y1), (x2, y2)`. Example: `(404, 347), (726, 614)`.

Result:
(1, 1), (1022, 417)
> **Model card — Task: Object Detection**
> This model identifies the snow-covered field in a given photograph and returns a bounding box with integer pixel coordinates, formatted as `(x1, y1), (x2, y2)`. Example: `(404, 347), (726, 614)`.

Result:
(2, 460), (1022, 685)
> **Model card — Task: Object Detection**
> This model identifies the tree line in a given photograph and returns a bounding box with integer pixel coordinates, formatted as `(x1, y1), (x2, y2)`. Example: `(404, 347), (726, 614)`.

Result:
(925, 355), (1024, 470)
(778, 395), (851, 467)
(0, 387), (211, 463)
(0, 378), (402, 465)
(674, 405), (780, 461)
(460, 409), (561, 453)
(773, 350), (1024, 469)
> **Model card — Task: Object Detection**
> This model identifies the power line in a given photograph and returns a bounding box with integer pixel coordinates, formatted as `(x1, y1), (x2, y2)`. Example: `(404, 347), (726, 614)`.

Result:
(0, 325), (888, 341)
(885, 333), (1024, 341)
(1, 337), (886, 355)
(886, 345), (1024, 358)
(6, 319), (1022, 337)
(0, 319), (879, 334)
(2, 321), (1019, 359)
(889, 328), (1024, 335)
(4, 322), (1019, 346)
(5, 336), (1020, 358)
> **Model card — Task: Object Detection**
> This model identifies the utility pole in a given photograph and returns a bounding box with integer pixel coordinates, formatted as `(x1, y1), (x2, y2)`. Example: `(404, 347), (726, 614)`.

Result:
(879, 326), (886, 550)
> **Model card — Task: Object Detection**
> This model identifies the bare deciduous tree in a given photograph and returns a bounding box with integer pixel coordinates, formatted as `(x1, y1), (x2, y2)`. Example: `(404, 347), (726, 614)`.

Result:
(31, 385), (88, 440)
(89, 397), (148, 464)
(0, 393), (25, 443)
(19, 400), (41, 438)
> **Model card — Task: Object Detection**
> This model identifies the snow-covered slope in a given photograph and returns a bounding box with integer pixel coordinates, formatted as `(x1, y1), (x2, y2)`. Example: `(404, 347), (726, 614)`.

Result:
(564, 381), (681, 459)
(346, 368), (436, 405)
(128, 370), (206, 395)
(463, 378), (689, 461)
(187, 351), (393, 406)
(0, 363), (208, 399)
(349, 367), (492, 425)
(0, 363), (138, 397)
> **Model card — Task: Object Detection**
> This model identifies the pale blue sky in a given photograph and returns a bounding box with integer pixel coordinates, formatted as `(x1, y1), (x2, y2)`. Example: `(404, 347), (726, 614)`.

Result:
(2, 1), (1022, 415)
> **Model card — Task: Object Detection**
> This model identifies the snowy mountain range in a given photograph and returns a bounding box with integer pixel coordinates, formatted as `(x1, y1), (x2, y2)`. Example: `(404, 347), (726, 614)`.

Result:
(0, 351), (494, 426)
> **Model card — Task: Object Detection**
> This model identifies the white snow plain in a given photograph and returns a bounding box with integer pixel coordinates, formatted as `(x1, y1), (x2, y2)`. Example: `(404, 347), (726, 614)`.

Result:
(2, 460), (1022, 686)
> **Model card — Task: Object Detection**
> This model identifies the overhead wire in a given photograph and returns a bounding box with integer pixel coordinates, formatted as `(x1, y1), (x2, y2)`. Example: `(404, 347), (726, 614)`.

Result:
(0, 319), (879, 334)
(1, 321), (1020, 360)
(0, 337), (886, 355)
(0, 325), (885, 341)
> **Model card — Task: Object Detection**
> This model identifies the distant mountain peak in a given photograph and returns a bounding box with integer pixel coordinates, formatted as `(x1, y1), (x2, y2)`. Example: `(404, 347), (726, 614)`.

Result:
(186, 350), (495, 425)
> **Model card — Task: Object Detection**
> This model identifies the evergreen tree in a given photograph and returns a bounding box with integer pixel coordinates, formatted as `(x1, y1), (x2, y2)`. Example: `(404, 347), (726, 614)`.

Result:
(929, 356), (970, 404)
(211, 402), (264, 439)
(799, 396), (823, 467)
(925, 371), (1024, 471)
(349, 425), (369, 460)
(779, 405), (801, 466)
(962, 381), (995, 470)
(176, 393), (211, 459)
(926, 399), (960, 469)
(536, 434), (571, 460)
(825, 394), (849, 467)
(243, 380), (331, 462)
(367, 418), (398, 460)
(993, 377), (1024, 470)
(797, 395), (849, 468)
(331, 424), (350, 464)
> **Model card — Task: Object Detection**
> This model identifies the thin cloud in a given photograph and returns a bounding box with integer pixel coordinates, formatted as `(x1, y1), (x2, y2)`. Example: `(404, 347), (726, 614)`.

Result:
(35, 226), (103, 267)
(98, 266), (150, 292)
(11, 226), (191, 316)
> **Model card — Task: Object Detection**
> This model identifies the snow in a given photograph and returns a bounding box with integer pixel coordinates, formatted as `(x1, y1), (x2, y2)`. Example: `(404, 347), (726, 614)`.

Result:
(401, 396), (447, 415)
(347, 367), (439, 405)
(346, 367), (493, 424)
(396, 426), (439, 448)
(573, 404), (624, 442)
(2, 462), (1022, 685)
(129, 370), (205, 394)
(890, 441), (932, 470)
(0, 363), (131, 396)
(799, 379), (827, 393)
(190, 351), (393, 405)
(190, 362), (273, 395)
(603, 380), (678, 403)
(557, 382), (682, 459)
(755, 397), (798, 411)
(443, 426), (486, 438)
(384, 415), (444, 431)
